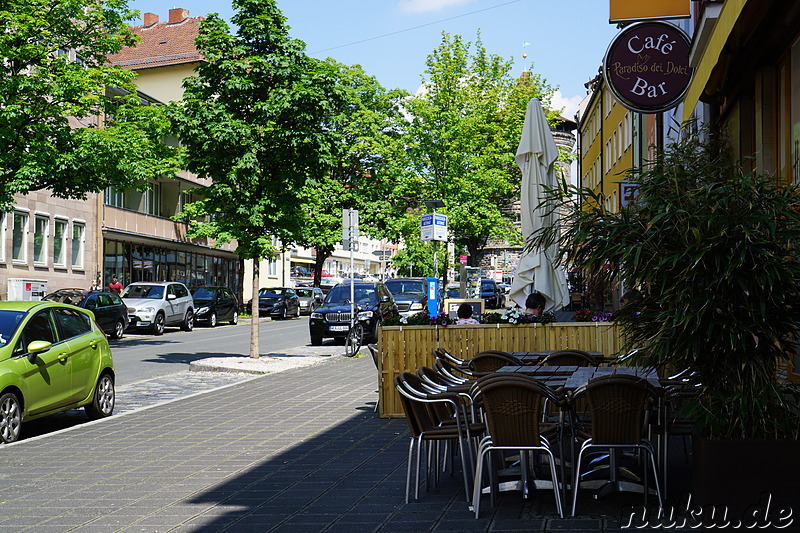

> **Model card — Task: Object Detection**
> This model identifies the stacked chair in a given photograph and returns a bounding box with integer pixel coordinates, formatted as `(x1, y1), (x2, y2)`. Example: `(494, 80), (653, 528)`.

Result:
(394, 371), (484, 503)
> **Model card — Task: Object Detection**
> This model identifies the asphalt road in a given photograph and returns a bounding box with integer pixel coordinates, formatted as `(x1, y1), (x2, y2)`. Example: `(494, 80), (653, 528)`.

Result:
(111, 315), (312, 386)
(15, 315), (314, 442)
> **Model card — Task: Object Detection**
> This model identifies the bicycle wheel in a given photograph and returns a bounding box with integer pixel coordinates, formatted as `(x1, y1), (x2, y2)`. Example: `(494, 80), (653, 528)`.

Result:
(345, 323), (364, 357)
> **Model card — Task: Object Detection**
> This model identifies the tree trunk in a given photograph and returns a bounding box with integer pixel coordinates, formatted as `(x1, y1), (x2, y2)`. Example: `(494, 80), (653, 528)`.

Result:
(250, 260), (260, 358)
(312, 246), (334, 287)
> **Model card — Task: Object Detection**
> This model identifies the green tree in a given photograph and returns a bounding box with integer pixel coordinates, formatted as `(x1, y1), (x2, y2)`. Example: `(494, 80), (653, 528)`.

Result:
(293, 60), (409, 287)
(170, 0), (341, 357)
(400, 32), (559, 265)
(0, 0), (178, 210)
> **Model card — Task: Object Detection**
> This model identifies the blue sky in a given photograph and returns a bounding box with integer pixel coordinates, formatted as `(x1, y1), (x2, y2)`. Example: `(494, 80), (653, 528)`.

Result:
(126, 0), (620, 118)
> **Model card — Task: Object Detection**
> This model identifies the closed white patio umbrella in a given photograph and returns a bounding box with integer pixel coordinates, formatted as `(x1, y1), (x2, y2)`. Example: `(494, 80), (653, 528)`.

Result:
(509, 98), (569, 312)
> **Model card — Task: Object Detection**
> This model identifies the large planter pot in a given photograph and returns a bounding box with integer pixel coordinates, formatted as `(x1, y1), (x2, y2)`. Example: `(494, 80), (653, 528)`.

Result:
(692, 436), (800, 518)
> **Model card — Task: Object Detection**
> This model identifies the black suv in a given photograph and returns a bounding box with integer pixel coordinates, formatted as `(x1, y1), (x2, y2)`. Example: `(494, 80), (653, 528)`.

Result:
(480, 279), (506, 309)
(384, 277), (429, 317)
(309, 282), (398, 346)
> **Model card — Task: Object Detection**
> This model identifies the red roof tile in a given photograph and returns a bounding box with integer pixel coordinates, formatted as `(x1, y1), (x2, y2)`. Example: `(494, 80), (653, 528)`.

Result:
(107, 9), (204, 70)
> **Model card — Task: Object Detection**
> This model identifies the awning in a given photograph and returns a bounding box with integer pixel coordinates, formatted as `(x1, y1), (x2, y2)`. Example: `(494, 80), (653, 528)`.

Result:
(290, 258), (316, 264)
(681, 0), (745, 122)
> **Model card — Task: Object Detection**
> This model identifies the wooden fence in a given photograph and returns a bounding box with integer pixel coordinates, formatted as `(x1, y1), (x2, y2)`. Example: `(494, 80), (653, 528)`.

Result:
(376, 322), (624, 418)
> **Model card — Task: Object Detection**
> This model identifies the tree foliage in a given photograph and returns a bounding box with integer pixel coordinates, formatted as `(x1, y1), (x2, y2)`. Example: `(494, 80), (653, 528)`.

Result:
(0, 0), (179, 210)
(532, 131), (800, 440)
(293, 59), (409, 286)
(170, 0), (341, 260)
(398, 32), (559, 264)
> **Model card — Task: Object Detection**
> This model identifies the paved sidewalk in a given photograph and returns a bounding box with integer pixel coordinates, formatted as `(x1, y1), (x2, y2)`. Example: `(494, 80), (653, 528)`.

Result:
(0, 353), (753, 533)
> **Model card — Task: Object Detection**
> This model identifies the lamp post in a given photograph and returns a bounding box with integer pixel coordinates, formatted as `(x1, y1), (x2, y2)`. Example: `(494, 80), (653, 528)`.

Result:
(409, 261), (414, 277)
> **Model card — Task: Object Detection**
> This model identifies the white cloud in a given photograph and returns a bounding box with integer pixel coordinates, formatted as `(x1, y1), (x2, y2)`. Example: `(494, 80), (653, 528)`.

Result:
(550, 90), (583, 120)
(399, 0), (474, 14)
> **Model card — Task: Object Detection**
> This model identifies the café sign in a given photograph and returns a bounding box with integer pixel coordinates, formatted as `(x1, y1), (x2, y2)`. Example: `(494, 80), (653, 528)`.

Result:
(603, 21), (693, 114)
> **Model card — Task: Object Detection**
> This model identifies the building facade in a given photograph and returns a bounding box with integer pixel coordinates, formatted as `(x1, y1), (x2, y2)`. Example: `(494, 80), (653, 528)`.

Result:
(680, 0), (800, 377)
(106, 8), (240, 294)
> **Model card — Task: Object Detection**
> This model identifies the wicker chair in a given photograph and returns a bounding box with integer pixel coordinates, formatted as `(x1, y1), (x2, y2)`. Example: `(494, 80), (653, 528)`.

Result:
(394, 372), (484, 503)
(569, 374), (663, 516)
(470, 352), (524, 373)
(541, 349), (599, 367)
(471, 373), (564, 518)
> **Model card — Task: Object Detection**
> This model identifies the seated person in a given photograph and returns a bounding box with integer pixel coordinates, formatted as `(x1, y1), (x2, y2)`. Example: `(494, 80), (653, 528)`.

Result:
(456, 303), (479, 324)
(525, 292), (546, 316)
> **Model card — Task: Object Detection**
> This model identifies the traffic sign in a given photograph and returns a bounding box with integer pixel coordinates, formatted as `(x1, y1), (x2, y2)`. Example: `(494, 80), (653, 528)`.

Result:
(421, 213), (447, 242)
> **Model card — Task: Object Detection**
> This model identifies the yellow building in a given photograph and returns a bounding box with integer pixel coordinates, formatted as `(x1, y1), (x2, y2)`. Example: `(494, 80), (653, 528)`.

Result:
(577, 76), (642, 213)
(681, 0), (800, 377)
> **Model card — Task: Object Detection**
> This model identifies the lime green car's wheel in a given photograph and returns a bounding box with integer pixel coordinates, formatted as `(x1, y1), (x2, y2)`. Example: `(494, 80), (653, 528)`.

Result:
(85, 373), (115, 420)
(0, 392), (22, 444)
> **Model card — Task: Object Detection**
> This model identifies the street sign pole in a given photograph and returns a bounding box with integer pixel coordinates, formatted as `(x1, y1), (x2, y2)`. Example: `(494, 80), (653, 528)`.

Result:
(343, 208), (359, 333)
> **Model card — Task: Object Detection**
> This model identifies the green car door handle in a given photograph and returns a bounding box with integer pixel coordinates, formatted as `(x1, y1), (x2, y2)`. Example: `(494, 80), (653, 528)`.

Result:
(58, 352), (68, 363)
(89, 341), (98, 349)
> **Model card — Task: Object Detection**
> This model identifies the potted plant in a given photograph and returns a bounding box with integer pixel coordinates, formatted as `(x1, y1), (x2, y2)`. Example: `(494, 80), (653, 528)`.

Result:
(532, 131), (800, 513)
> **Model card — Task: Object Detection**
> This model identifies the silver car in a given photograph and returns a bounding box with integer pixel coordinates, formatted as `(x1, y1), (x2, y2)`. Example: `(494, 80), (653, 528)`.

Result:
(295, 287), (324, 315)
(121, 281), (194, 335)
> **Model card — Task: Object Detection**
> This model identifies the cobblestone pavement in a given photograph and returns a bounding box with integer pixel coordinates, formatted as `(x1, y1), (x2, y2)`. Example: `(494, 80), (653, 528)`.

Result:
(115, 371), (261, 414)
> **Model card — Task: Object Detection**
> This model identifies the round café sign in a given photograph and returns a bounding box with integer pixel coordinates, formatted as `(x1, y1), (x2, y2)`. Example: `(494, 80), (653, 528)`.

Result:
(603, 21), (693, 114)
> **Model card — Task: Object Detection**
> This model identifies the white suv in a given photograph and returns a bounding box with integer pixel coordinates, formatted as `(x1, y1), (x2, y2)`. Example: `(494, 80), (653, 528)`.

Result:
(121, 281), (194, 335)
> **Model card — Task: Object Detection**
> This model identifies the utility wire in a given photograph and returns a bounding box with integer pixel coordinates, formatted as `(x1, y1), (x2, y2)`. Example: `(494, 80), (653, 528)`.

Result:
(309, 0), (522, 55)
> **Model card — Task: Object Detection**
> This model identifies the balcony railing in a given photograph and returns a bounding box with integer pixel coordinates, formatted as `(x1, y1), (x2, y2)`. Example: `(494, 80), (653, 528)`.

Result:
(103, 205), (236, 251)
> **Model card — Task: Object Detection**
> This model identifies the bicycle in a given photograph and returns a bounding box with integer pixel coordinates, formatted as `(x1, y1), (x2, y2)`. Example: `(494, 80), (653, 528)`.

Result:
(344, 322), (364, 357)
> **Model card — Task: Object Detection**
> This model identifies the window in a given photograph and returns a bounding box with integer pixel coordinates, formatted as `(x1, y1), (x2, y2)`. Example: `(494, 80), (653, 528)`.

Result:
(12, 211), (28, 263)
(53, 308), (91, 339)
(15, 311), (57, 355)
(71, 222), (85, 269)
(0, 212), (5, 262)
(33, 215), (48, 265)
(53, 219), (68, 267)
(267, 257), (277, 277)
(145, 184), (161, 216)
(104, 187), (124, 208)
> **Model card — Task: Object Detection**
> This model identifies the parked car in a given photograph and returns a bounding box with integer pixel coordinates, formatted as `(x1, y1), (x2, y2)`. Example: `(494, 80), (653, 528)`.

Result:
(121, 281), (194, 335)
(42, 289), (129, 339)
(384, 278), (430, 317)
(445, 283), (462, 299)
(0, 301), (116, 443)
(319, 276), (343, 294)
(309, 282), (399, 346)
(191, 286), (238, 327)
(480, 279), (506, 309)
(290, 265), (312, 278)
(295, 287), (324, 315)
(258, 288), (300, 319)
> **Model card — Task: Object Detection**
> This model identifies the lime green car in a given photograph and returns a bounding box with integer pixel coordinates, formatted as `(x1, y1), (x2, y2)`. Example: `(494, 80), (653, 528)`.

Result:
(0, 301), (115, 444)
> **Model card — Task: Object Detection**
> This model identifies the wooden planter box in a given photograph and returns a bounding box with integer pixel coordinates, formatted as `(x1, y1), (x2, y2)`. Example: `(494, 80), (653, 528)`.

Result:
(376, 322), (623, 418)
(692, 436), (800, 517)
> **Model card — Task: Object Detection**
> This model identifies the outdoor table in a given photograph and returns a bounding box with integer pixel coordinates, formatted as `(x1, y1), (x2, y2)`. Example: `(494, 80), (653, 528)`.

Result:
(497, 364), (579, 388)
(510, 351), (608, 365)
